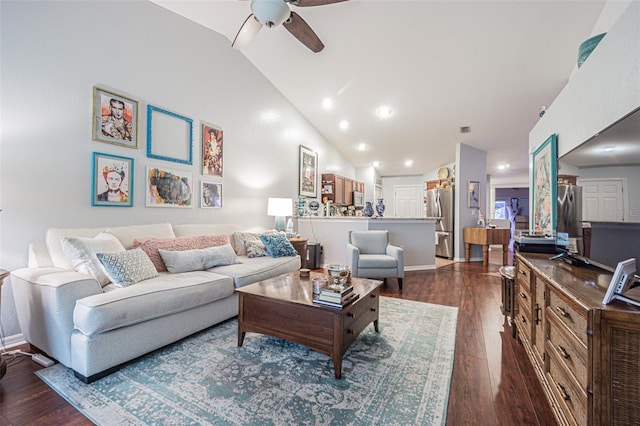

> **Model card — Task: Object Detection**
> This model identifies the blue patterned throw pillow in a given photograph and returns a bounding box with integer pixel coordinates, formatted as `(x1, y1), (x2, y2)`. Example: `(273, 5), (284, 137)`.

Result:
(97, 248), (158, 287)
(258, 234), (298, 258)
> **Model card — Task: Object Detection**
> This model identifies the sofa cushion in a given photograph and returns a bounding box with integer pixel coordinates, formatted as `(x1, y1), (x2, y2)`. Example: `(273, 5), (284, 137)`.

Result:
(46, 223), (175, 269)
(245, 240), (267, 258)
(133, 234), (229, 272)
(231, 229), (280, 256)
(60, 233), (125, 286)
(259, 234), (298, 258)
(210, 255), (300, 288)
(97, 248), (159, 287)
(73, 271), (234, 335)
(159, 244), (241, 273)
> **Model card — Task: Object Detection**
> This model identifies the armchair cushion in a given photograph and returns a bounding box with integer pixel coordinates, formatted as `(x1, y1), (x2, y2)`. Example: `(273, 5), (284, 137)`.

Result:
(357, 254), (399, 269)
(349, 231), (389, 254)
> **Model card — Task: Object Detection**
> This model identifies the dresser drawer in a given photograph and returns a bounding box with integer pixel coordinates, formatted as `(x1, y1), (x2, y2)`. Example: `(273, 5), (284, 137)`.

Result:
(547, 289), (588, 347)
(516, 281), (533, 312)
(547, 348), (588, 426)
(547, 313), (588, 391)
(516, 260), (532, 292)
(515, 297), (533, 344)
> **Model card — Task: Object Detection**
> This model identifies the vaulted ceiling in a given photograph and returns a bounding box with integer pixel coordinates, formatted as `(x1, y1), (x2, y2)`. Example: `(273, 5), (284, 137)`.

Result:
(153, 0), (606, 178)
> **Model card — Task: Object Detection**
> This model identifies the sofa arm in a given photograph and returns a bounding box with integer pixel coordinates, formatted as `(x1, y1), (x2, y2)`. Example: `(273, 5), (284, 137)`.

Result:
(11, 267), (103, 367)
(346, 243), (360, 276)
(386, 245), (405, 277)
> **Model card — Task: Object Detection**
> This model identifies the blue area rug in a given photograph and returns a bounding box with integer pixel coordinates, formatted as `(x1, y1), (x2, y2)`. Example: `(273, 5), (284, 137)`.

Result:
(36, 297), (458, 425)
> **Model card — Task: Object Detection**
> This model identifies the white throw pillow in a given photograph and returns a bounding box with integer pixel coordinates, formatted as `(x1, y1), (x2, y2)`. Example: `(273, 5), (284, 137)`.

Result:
(159, 244), (241, 273)
(96, 248), (158, 287)
(60, 233), (125, 286)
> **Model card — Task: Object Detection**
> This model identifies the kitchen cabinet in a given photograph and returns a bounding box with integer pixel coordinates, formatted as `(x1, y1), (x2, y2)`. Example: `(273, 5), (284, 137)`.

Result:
(321, 174), (363, 206)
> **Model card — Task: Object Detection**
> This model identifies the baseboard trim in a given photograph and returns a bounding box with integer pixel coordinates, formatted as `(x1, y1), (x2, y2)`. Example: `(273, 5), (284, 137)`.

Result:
(404, 265), (436, 271)
(0, 333), (26, 350)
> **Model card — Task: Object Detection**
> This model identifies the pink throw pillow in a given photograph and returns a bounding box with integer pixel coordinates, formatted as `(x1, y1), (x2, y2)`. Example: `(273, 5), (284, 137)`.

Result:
(133, 234), (229, 272)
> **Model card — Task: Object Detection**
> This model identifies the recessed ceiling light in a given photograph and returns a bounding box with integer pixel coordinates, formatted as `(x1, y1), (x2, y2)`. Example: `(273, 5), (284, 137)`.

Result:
(604, 147), (615, 152)
(376, 106), (393, 119)
(356, 143), (368, 151)
(404, 159), (414, 167)
(498, 164), (510, 170)
(339, 120), (349, 130)
(322, 98), (333, 110)
(372, 161), (380, 168)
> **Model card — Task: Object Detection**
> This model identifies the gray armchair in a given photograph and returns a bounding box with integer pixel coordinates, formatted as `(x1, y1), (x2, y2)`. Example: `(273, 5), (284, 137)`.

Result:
(347, 230), (404, 290)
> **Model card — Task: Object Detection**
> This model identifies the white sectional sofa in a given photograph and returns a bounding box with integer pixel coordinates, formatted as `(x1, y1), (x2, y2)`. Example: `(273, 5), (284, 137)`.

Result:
(11, 223), (300, 382)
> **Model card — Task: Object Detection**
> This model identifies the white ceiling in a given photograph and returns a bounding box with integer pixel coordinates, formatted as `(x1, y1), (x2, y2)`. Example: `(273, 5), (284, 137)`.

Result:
(152, 0), (606, 178)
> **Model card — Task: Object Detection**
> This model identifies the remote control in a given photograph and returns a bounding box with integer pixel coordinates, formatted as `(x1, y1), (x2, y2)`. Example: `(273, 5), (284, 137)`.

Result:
(32, 353), (55, 367)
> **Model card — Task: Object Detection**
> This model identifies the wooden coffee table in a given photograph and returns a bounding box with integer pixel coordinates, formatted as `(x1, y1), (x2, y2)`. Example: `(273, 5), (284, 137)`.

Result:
(236, 272), (383, 379)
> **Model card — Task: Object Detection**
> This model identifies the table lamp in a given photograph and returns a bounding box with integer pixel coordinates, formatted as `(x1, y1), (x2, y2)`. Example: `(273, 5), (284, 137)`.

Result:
(267, 198), (292, 232)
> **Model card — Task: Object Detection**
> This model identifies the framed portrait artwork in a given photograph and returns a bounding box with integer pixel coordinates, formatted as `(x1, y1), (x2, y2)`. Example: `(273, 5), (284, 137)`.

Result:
(201, 181), (222, 208)
(92, 87), (139, 148)
(147, 105), (193, 165)
(532, 134), (557, 235)
(146, 166), (193, 208)
(91, 152), (134, 207)
(299, 145), (317, 198)
(202, 122), (223, 177)
(468, 181), (480, 208)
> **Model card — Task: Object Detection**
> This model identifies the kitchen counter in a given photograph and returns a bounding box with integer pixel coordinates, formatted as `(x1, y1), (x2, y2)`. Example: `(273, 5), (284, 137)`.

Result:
(295, 217), (437, 270)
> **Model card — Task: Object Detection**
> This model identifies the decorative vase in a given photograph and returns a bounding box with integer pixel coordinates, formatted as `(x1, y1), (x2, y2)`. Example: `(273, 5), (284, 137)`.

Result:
(376, 199), (385, 217)
(363, 201), (374, 217)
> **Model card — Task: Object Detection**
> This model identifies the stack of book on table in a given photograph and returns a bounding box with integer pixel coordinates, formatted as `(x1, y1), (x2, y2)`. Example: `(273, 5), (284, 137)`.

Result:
(313, 284), (359, 308)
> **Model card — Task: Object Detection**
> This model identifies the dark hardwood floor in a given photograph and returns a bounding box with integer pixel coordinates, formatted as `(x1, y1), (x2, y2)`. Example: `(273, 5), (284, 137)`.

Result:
(0, 250), (557, 426)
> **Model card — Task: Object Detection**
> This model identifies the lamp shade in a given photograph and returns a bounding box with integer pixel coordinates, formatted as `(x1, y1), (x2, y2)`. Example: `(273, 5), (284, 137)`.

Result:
(267, 198), (293, 217)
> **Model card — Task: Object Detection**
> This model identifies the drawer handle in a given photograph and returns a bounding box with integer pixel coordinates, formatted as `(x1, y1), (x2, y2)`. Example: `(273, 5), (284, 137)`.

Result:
(370, 294), (376, 299)
(556, 306), (570, 318)
(519, 269), (527, 275)
(347, 329), (354, 335)
(519, 292), (527, 300)
(347, 312), (355, 318)
(535, 304), (541, 324)
(370, 308), (377, 313)
(556, 381), (571, 401)
(521, 315), (527, 324)
(557, 345), (571, 360)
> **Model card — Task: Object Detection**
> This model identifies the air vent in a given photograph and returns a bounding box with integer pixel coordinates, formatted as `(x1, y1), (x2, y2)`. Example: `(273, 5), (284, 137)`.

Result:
(460, 126), (471, 133)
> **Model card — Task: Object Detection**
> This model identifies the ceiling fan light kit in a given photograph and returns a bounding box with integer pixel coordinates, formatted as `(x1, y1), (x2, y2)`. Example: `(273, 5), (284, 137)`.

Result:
(232, 0), (349, 52)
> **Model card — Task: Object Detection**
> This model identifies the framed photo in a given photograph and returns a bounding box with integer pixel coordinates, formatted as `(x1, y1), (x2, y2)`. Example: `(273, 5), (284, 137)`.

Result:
(92, 87), (139, 148)
(147, 105), (193, 165)
(202, 122), (223, 177)
(146, 166), (193, 208)
(468, 181), (480, 208)
(201, 181), (222, 208)
(532, 134), (557, 234)
(91, 152), (134, 207)
(299, 145), (317, 198)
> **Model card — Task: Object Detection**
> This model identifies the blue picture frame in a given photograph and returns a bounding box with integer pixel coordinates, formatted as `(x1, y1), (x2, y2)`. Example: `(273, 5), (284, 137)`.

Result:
(147, 105), (193, 165)
(531, 134), (557, 235)
(91, 152), (134, 207)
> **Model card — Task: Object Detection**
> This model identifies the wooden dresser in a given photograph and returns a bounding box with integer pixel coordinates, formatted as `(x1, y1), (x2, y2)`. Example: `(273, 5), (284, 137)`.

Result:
(514, 253), (640, 426)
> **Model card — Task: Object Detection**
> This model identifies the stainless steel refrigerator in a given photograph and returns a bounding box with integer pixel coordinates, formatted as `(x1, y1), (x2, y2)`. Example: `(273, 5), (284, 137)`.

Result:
(425, 188), (455, 259)
(557, 185), (583, 255)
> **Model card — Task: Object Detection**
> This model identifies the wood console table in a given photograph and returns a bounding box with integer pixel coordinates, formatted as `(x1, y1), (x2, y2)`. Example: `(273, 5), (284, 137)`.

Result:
(463, 227), (510, 266)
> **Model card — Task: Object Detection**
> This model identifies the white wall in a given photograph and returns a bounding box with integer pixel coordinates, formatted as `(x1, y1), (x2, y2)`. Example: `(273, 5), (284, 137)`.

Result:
(0, 1), (353, 338)
(455, 143), (487, 261)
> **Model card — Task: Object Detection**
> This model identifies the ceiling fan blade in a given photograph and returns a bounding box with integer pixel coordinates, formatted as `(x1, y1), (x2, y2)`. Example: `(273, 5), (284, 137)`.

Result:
(288, 0), (349, 6)
(283, 11), (324, 53)
(232, 14), (263, 50)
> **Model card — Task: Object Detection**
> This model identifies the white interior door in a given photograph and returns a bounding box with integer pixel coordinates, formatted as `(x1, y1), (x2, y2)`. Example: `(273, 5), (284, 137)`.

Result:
(579, 178), (626, 221)
(394, 185), (423, 217)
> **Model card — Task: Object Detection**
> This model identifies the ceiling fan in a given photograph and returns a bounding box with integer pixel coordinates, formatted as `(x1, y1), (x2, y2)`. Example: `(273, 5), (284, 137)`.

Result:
(232, 0), (349, 53)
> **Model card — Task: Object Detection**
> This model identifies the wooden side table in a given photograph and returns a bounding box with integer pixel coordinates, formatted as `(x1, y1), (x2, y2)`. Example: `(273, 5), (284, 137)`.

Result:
(288, 237), (308, 269)
(463, 227), (510, 266)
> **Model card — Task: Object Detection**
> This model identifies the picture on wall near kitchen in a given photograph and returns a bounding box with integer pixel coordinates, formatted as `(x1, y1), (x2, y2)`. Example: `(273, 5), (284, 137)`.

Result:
(92, 152), (134, 207)
(468, 181), (480, 208)
(92, 86), (139, 148)
(299, 145), (317, 198)
(146, 166), (193, 208)
(201, 181), (222, 208)
(532, 134), (557, 235)
(202, 122), (223, 177)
